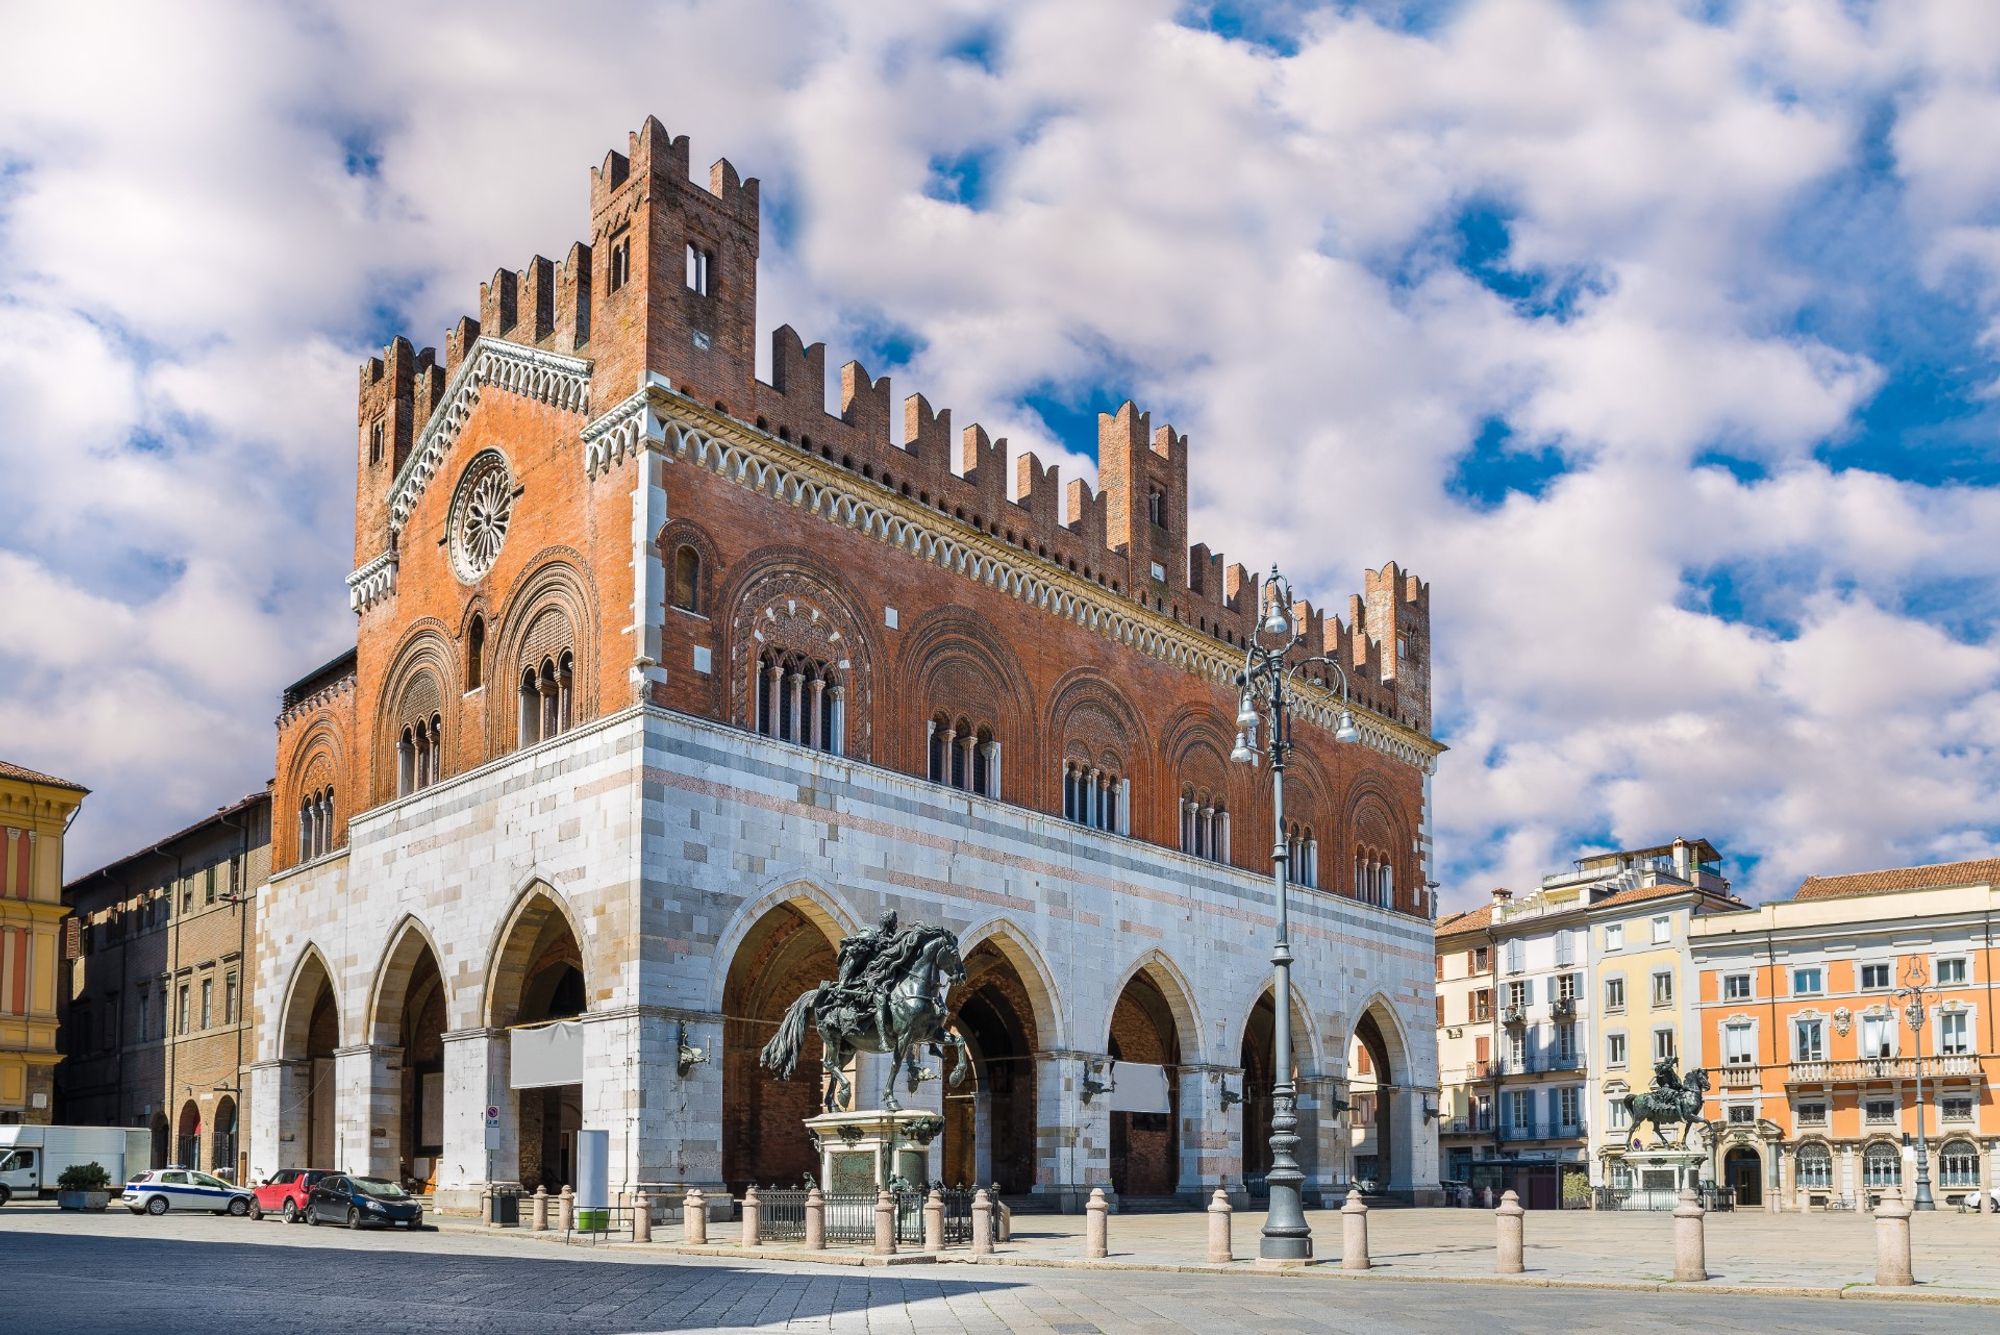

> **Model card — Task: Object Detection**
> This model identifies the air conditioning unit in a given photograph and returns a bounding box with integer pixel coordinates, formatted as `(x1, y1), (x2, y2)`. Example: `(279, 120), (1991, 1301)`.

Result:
(1445, 1027), (1463, 1039)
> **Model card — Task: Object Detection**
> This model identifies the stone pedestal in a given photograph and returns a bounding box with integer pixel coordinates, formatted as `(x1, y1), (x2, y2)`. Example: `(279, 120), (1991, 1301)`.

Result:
(805, 1109), (943, 1192)
(1618, 1146), (1706, 1210)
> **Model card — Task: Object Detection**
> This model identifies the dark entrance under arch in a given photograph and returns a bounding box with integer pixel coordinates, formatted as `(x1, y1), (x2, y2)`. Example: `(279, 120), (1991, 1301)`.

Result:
(721, 903), (840, 1193)
(1350, 1010), (1395, 1193)
(1107, 972), (1181, 1199)
(176, 1100), (200, 1170)
(489, 894), (588, 1194)
(394, 947), (447, 1191)
(1239, 990), (1317, 1196)
(1724, 1145), (1762, 1206)
(943, 940), (1040, 1194)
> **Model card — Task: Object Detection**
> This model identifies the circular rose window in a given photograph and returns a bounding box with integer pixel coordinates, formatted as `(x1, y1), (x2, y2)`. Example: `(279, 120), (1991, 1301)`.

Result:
(449, 450), (514, 582)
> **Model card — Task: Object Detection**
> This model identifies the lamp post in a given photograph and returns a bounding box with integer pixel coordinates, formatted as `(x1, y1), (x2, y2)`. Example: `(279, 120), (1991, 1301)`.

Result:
(1894, 964), (1936, 1210)
(1229, 564), (1363, 1263)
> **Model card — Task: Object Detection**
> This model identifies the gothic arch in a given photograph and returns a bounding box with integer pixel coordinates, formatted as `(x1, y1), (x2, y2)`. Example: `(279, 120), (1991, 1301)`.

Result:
(705, 878), (862, 1012)
(1351, 992), (1410, 1080)
(897, 605), (1036, 776)
(281, 717), (348, 865)
(489, 549), (600, 752)
(375, 621), (458, 803)
(277, 944), (340, 1061)
(366, 914), (449, 1046)
(482, 880), (592, 1029)
(1227, 975), (1324, 1076)
(1342, 772), (1410, 909)
(719, 547), (877, 760)
(1045, 669), (1151, 815)
(958, 916), (1068, 1050)
(1160, 705), (1238, 859)
(1105, 948), (1205, 1066)
(657, 517), (721, 617)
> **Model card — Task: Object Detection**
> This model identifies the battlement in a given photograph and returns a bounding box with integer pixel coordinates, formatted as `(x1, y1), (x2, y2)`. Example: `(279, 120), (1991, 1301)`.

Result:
(352, 116), (1434, 734)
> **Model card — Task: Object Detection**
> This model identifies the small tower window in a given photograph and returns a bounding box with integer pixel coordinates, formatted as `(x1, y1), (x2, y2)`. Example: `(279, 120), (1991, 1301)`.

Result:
(608, 234), (631, 293)
(685, 243), (713, 295)
(1147, 486), (1166, 526)
(368, 418), (384, 466)
(467, 614), (485, 690)
(672, 546), (702, 613)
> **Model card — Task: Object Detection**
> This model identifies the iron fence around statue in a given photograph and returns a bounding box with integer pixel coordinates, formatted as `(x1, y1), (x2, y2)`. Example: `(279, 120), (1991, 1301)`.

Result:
(753, 1186), (976, 1245)
(760, 1188), (809, 1242)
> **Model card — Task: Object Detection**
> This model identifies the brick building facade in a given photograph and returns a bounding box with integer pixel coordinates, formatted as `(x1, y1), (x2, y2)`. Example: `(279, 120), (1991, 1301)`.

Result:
(0, 761), (87, 1126)
(59, 791), (267, 1179)
(250, 117), (1444, 1211)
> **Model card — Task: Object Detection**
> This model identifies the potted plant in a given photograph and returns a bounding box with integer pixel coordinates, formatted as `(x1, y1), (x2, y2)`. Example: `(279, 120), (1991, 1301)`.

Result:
(56, 1162), (113, 1212)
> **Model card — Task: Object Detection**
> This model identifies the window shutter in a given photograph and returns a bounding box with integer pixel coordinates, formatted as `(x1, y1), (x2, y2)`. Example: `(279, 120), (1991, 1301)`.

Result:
(64, 918), (80, 960)
(1523, 978), (1535, 1006)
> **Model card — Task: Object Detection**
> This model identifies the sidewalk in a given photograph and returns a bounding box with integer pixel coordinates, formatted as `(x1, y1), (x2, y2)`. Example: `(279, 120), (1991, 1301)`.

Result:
(444, 1203), (2000, 1304)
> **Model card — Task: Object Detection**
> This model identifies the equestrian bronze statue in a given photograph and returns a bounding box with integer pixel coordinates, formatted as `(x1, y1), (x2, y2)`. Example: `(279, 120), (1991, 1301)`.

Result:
(759, 911), (971, 1112)
(1623, 1061), (1712, 1148)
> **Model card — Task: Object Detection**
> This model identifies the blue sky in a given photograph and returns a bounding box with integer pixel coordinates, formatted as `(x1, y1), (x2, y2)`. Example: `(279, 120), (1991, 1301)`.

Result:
(4, 0), (2000, 907)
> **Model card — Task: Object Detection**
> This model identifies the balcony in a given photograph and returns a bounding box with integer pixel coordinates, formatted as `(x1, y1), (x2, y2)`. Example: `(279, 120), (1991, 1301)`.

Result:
(1551, 996), (1577, 1019)
(1440, 1118), (1493, 1137)
(1503, 1121), (1587, 1142)
(1502, 1006), (1527, 1027)
(1720, 1065), (1759, 1088)
(1785, 1055), (1985, 1087)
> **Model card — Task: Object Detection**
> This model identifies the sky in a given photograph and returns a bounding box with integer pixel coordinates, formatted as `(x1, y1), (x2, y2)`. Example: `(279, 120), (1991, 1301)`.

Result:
(3, 0), (1999, 909)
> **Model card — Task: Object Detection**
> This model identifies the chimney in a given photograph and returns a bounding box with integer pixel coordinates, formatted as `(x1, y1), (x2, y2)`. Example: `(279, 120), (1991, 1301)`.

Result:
(1671, 838), (1691, 882)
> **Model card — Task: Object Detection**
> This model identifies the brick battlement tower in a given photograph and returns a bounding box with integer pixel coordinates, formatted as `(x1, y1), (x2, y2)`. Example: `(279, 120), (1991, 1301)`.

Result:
(256, 116), (1445, 1218)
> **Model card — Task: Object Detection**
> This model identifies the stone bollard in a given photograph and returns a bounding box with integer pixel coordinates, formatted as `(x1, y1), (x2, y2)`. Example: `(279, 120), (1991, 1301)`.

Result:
(531, 1184), (549, 1232)
(993, 1183), (1011, 1243)
(1672, 1188), (1707, 1282)
(684, 1187), (708, 1245)
(633, 1190), (652, 1243)
(805, 1186), (826, 1250)
(874, 1188), (897, 1256)
(924, 1188), (945, 1254)
(559, 1184), (575, 1233)
(1495, 1189), (1525, 1274)
(1206, 1187), (1233, 1264)
(480, 1188), (494, 1226)
(1875, 1188), (1914, 1287)
(1342, 1188), (1371, 1271)
(1085, 1187), (1109, 1260)
(741, 1185), (761, 1247)
(971, 1189), (994, 1256)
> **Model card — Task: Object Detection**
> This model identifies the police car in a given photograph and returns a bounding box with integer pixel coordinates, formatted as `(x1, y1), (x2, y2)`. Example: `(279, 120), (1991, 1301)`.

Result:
(122, 1167), (254, 1216)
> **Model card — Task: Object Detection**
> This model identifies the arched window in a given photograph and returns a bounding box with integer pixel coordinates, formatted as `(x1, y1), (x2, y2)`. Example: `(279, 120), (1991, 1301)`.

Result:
(1941, 1139), (1980, 1189)
(1864, 1142), (1901, 1188)
(672, 546), (702, 613)
(1354, 847), (1393, 908)
(519, 667), (541, 748)
(1286, 822), (1318, 888)
(1063, 760), (1125, 834)
(1179, 787), (1227, 862)
(924, 712), (999, 796)
(298, 787), (335, 860)
(398, 727), (416, 797)
(755, 648), (843, 755)
(1796, 1142), (1831, 1189)
(1147, 487), (1165, 526)
(466, 615), (485, 690)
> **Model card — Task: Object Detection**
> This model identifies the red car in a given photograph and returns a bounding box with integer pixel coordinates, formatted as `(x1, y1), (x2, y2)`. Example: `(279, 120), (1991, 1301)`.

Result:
(250, 1169), (334, 1222)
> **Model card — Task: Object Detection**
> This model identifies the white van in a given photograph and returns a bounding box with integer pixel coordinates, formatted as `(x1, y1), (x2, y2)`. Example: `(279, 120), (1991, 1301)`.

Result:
(0, 1125), (154, 1204)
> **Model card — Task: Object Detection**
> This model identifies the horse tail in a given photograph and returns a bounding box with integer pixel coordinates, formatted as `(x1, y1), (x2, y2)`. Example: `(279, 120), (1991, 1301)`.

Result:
(761, 985), (821, 1081)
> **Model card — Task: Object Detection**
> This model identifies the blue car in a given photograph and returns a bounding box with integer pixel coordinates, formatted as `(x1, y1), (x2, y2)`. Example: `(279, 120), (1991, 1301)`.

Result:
(122, 1168), (254, 1216)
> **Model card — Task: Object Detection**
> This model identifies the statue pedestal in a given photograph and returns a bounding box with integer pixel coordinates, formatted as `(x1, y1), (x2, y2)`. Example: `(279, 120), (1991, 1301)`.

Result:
(1620, 1145), (1707, 1210)
(806, 1110), (943, 1193)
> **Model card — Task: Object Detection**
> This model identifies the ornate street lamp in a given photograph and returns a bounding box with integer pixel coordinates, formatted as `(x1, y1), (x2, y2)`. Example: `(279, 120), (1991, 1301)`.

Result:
(1229, 564), (1362, 1263)
(1895, 963), (1937, 1210)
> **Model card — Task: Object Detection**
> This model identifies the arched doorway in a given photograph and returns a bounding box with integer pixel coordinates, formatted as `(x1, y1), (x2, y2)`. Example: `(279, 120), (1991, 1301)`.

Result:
(176, 1101), (201, 1170)
(1238, 988), (1318, 1196)
(1724, 1145), (1762, 1206)
(278, 950), (339, 1169)
(149, 1111), (169, 1170)
(1106, 972), (1183, 1199)
(370, 924), (447, 1193)
(1349, 1011), (1395, 1193)
(720, 902), (841, 1192)
(488, 892), (587, 1193)
(211, 1097), (238, 1179)
(943, 938), (1042, 1194)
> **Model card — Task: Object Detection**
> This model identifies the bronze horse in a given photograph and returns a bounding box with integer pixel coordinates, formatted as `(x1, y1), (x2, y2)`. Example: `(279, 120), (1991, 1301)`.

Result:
(1623, 1066), (1711, 1148)
(760, 924), (971, 1112)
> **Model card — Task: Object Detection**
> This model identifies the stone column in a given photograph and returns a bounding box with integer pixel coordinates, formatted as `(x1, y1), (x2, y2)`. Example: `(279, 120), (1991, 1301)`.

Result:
(333, 1043), (401, 1179)
(244, 1059), (291, 1188)
(1034, 1052), (1111, 1212)
(807, 679), (825, 749)
(1177, 1067), (1232, 1202)
(630, 1011), (725, 1204)
(440, 1027), (514, 1213)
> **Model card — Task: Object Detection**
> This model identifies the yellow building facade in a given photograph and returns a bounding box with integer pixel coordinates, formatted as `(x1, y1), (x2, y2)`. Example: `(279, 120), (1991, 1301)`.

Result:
(0, 761), (88, 1124)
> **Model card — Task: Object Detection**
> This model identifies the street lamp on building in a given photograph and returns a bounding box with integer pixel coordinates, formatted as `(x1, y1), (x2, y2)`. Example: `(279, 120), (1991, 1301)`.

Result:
(1229, 564), (1362, 1263)
(1895, 963), (1937, 1210)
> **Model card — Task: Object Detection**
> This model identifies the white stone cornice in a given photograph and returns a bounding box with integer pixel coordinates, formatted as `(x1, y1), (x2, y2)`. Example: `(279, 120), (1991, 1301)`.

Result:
(579, 382), (669, 476)
(345, 550), (398, 613)
(275, 668), (356, 728)
(386, 338), (592, 532)
(621, 392), (1444, 767)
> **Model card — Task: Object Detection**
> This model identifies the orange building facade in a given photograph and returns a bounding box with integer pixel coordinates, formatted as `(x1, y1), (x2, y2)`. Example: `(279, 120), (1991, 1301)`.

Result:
(1690, 858), (2000, 1211)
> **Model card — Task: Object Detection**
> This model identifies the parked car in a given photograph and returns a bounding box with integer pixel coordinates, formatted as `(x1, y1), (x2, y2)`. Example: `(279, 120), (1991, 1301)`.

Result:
(305, 1174), (425, 1230)
(122, 1168), (254, 1217)
(251, 1169), (334, 1223)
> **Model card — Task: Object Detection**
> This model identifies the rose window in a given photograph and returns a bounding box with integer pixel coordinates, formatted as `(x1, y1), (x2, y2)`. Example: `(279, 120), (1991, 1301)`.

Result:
(450, 451), (513, 582)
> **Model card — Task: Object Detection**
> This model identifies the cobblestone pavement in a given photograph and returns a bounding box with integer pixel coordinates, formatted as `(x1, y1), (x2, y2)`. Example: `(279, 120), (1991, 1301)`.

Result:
(0, 1203), (1986, 1334)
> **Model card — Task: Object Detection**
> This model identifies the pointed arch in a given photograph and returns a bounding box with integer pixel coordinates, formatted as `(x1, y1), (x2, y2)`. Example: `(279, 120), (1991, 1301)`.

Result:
(483, 880), (591, 1029)
(706, 878), (860, 1011)
(1229, 974), (1323, 1076)
(277, 943), (340, 1061)
(1105, 948), (1205, 1066)
(366, 914), (448, 1046)
(958, 916), (1067, 1049)
(1350, 991), (1411, 1080)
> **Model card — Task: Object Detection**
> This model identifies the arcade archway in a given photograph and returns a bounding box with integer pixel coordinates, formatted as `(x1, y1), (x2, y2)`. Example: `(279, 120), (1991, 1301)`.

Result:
(488, 891), (586, 1193)
(720, 901), (841, 1192)
(1239, 988), (1317, 1192)
(1106, 971), (1184, 1199)
(943, 939), (1042, 1193)
(370, 923), (447, 1191)
(277, 950), (338, 1169)
(176, 1100), (201, 1169)
(1349, 1010), (1395, 1191)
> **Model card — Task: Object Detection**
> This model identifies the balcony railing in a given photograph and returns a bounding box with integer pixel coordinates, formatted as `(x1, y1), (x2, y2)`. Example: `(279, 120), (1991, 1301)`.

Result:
(1440, 1118), (1493, 1137)
(1551, 996), (1577, 1018)
(1503, 1121), (1587, 1142)
(1785, 1055), (1984, 1086)
(1720, 1065), (1758, 1088)
(1502, 1007), (1527, 1027)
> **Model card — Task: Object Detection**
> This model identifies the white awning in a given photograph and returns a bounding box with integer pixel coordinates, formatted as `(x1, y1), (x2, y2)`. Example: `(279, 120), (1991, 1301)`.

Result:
(1108, 1062), (1171, 1114)
(510, 1019), (585, 1089)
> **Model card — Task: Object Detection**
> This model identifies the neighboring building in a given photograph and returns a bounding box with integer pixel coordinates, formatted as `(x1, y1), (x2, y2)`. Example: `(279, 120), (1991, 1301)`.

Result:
(1435, 838), (1743, 1207)
(0, 762), (87, 1125)
(58, 791), (268, 1179)
(250, 117), (1446, 1213)
(1690, 857), (2000, 1211)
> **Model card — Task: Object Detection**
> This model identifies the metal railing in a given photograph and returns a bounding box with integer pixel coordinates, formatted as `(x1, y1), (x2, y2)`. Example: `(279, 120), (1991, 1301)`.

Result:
(1596, 1185), (1735, 1212)
(755, 1186), (976, 1247)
